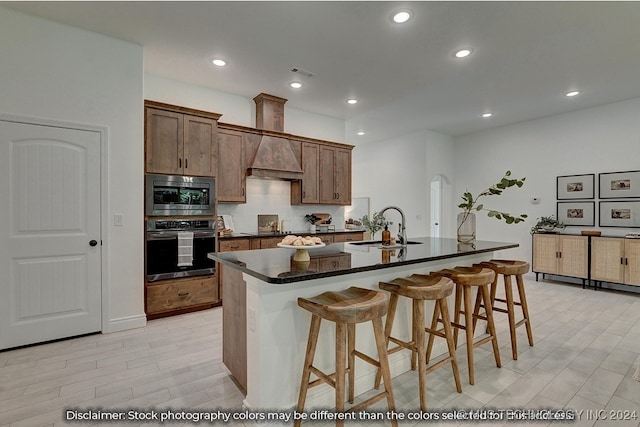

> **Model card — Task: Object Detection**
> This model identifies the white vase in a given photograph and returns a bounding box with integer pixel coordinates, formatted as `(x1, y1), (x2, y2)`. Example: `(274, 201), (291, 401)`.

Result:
(309, 224), (316, 233)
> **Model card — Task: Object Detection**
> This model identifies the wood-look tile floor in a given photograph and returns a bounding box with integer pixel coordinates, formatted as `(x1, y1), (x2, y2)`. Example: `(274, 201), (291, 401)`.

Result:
(1, 278), (639, 427)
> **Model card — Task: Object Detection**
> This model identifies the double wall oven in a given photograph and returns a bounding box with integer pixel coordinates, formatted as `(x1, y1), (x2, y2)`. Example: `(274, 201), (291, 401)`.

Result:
(145, 174), (216, 282)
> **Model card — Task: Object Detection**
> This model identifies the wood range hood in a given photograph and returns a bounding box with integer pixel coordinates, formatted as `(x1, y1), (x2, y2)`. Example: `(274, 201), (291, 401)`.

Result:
(246, 93), (303, 181)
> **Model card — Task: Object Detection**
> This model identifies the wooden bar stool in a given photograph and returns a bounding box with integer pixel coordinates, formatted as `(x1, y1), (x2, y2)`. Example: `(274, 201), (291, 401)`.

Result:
(375, 274), (461, 410)
(475, 260), (534, 360)
(432, 266), (501, 385)
(296, 287), (397, 427)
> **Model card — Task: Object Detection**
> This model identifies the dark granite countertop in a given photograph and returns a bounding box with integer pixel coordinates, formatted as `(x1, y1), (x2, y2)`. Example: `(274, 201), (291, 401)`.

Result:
(208, 237), (518, 284)
(218, 229), (365, 239)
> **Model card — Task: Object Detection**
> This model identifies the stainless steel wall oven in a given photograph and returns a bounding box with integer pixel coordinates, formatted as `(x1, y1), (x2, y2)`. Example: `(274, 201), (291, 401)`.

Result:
(145, 219), (216, 282)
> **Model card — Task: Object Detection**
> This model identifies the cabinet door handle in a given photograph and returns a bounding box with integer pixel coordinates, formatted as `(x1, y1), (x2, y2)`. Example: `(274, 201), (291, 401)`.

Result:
(185, 158), (188, 169)
(558, 252), (562, 258)
(178, 292), (190, 297)
(625, 257), (629, 265)
(242, 188), (245, 196)
(621, 257), (625, 265)
(179, 158), (182, 168)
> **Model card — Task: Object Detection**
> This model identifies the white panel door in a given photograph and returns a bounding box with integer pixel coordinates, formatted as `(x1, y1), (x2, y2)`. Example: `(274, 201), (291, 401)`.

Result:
(0, 120), (101, 350)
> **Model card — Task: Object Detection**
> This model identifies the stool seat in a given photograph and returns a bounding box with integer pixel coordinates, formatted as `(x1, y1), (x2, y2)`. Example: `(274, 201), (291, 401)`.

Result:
(433, 266), (495, 285)
(298, 287), (388, 323)
(479, 259), (529, 276)
(379, 274), (453, 300)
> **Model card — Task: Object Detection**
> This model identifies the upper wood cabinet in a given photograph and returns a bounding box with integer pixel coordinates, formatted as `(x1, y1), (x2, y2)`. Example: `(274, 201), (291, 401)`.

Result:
(292, 142), (352, 206)
(591, 237), (640, 286)
(291, 142), (320, 204)
(217, 128), (246, 203)
(145, 101), (221, 177)
(532, 234), (588, 279)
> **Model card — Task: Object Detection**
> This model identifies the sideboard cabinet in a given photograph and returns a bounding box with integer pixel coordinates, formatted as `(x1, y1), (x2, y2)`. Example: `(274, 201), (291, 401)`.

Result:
(590, 237), (640, 287)
(532, 234), (589, 282)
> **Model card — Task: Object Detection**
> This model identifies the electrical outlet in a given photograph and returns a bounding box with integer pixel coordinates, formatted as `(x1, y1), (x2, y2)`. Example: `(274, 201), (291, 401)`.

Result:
(248, 307), (256, 331)
(114, 213), (124, 226)
(416, 214), (422, 220)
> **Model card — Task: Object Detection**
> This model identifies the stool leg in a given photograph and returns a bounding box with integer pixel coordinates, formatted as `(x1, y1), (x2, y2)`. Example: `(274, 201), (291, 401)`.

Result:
(414, 299), (428, 411)
(372, 316), (398, 427)
(348, 323), (356, 403)
(335, 322), (347, 427)
(504, 274), (518, 360)
(425, 299), (440, 363)
(516, 274), (535, 347)
(453, 283), (462, 346)
(439, 298), (462, 393)
(462, 285), (475, 385)
(375, 293), (398, 389)
(296, 315), (322, 427)
(481, 285), (502, 369)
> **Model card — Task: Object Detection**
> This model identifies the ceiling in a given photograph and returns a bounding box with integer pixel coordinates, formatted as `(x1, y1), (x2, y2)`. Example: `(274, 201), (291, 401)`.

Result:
(5, 1), (640, 143)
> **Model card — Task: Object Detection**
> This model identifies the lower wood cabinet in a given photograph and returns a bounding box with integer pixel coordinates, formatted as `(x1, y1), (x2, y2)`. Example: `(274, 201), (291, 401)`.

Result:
(532, 234), (589, 280)
(591, 237), (640, 286)
(334, 232), (364, 243)
(145, 274), (219, 319)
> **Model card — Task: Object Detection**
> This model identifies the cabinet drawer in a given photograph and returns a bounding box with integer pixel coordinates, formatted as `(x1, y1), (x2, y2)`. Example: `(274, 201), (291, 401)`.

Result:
(316, 234), (334, 245)
(334, 232), (364, 243)
(260, 237), (282, 249)
(146, 275), (217, 315)
(218, 238), (250, 252)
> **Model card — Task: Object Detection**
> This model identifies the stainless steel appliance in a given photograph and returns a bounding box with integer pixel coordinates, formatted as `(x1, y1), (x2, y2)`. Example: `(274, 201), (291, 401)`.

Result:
(146, 219), (216, 282)
(146, 174), (215, 216)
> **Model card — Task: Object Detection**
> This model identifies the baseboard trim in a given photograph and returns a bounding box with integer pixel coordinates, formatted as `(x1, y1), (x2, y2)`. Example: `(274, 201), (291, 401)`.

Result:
(103, 314), (147, 333)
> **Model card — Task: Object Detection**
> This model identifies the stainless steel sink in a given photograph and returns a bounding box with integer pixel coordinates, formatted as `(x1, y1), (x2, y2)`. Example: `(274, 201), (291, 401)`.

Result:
(348, 240), (423, 246)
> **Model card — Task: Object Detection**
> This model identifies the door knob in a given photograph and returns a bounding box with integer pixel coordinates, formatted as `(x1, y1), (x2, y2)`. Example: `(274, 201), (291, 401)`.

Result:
(89, 240), (98, 247)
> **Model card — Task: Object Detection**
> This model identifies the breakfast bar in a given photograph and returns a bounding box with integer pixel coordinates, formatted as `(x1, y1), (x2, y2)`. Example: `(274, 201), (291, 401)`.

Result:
(209, 237), (518, 412)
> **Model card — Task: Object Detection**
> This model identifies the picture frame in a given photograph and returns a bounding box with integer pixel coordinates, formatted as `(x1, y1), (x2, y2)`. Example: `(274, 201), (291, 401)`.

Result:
(556, 201), (595, 226)
(599, 201), (640, 228)
(599, 170), (640, 199)
(556, 174), (594, 200)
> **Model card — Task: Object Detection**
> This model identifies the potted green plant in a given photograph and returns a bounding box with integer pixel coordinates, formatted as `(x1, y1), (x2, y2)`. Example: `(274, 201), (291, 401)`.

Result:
(530, 215), (565, 234)
(359, 211), (392, 240)
(457, 170), (527, 243)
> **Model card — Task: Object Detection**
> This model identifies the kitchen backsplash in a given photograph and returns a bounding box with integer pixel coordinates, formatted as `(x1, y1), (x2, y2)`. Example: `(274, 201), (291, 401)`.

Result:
(217, 179), (345, 233)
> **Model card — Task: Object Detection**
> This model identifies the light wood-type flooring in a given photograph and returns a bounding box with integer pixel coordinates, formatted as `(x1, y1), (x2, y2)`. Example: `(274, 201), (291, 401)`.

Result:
(1, 277), (639, 427)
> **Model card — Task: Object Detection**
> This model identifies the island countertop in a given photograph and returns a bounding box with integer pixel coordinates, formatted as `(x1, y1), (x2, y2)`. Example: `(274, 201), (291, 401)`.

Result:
(208, 237), (518, 284)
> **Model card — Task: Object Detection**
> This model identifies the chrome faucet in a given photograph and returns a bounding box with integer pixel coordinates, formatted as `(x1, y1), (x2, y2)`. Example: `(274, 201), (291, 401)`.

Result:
(380, 205), (407, 246)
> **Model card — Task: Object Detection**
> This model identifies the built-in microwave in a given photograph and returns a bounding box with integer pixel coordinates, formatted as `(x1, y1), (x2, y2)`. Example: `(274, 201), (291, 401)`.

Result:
(146, 174), (215, 216)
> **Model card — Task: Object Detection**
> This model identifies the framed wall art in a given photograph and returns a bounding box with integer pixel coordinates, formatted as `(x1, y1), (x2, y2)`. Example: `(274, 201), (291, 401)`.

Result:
(556, 174), (594, 200)
(599, 201), (640, 228)
(599, 170), (640, 199)
(556, 201), (595, 226)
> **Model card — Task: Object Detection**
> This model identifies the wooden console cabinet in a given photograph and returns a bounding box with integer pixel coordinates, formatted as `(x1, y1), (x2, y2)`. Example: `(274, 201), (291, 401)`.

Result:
(591, 237), (640, 287)
(532, 233), (589, 283)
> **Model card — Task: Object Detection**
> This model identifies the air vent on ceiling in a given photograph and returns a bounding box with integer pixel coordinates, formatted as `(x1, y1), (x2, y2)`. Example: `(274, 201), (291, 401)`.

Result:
(291, 67), (315, 78)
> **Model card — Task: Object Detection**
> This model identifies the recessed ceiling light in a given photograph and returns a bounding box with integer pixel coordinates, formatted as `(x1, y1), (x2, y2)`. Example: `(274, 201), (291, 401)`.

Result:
(346, 99), (358, 105)
(392, 10), (413, 24)
(289, 82), (302, 89)
(455, 49), (473, 58)
(212, 59), (226, 67)
(481, 112), (493, 118)
(357, 131), (365, 136)
(566, 91), (580, 97)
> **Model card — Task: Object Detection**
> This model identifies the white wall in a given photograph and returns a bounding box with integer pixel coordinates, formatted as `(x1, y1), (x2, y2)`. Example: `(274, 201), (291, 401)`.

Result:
(351, 129), (454, 239)
(145, 75), (347, 233)
(454, 97), (640, 262)
(0, 7), (145, 332)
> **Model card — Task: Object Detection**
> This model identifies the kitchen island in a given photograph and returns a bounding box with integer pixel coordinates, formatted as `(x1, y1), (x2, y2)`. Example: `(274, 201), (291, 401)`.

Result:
(209, 237), (518, 412)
